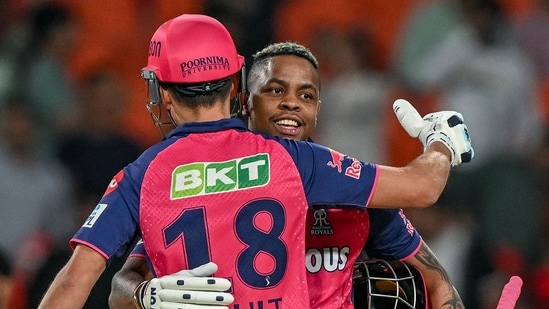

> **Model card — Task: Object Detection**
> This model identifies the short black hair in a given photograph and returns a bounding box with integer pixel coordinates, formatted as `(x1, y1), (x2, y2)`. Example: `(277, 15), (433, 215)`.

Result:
(252, 42), (319, 69)
(248, 42), (320, 93)
(160, 78), (233, 109)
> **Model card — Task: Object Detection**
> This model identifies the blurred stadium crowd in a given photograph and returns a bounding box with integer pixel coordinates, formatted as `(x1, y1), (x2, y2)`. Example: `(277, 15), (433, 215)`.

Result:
(0, 0), (549, 308)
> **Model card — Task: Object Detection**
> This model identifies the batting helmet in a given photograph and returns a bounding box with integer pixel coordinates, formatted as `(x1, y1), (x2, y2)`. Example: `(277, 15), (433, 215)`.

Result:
(141, 14), (246, 131)
(353, 259), (429, 309)
(142, 14), (244, 84)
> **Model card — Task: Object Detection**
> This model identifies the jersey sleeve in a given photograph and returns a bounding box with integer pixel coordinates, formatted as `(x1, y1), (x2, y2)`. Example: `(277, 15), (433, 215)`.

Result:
(70, 166), (141, 262)
(281, 139), (378, 209)
(364, 209), (422, 260)
(128, 239), (157, 277)
(68, 143), (156, 263)
(129, 239), (146, 259)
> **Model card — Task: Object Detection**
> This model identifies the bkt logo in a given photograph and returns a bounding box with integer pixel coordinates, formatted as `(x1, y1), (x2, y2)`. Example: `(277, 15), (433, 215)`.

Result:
(171, 154), (270, 199)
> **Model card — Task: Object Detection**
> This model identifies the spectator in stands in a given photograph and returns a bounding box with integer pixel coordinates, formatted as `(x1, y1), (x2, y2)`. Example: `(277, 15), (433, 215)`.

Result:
(393, 1), (545, 307)
(0, 95), (75, 308)
(14, 3), (80, 158)
(393, 0), (544, 168)
(313, 27), (395, 163)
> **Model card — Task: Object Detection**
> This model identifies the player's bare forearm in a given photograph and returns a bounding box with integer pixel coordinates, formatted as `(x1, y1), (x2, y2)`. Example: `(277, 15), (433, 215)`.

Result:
(408, 141), (452, 202)
(372, 142), (450, 209)
(39, 245), (106, 308)
(405, 241), (465, 309)
(109, 257), (152, 309)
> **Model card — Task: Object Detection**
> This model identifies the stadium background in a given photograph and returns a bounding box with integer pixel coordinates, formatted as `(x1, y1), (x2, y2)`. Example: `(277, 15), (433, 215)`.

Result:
(0, 0), (548, 308)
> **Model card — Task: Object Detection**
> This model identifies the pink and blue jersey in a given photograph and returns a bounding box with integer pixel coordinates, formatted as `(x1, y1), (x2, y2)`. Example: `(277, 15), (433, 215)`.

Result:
(71, 118), (379, 309)
(305, 208), (420, 309)
(130, 207), (421, 309)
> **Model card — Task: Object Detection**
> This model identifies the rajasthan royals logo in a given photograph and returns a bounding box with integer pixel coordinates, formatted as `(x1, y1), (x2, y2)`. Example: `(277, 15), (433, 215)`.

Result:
(310, 209), (334, 235)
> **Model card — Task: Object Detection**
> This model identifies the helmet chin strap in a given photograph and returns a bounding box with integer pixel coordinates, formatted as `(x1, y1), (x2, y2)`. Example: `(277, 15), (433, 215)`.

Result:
(160, 109), (177, 138)
(146, 100), (176, 140)
(230, 96), (243, 118)
(232, 66), (247, 118)
(143, 69), (177, 139)
(143, 67), (247, 138)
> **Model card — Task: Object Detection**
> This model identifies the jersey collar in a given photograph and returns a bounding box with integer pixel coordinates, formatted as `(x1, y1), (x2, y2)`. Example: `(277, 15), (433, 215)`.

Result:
(166, 118), (248, 138)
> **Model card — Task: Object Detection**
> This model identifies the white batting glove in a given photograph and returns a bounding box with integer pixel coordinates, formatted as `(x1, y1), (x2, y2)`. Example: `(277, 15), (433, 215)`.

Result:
(393, 99), (474, 166)
(134, 262), (234, 309)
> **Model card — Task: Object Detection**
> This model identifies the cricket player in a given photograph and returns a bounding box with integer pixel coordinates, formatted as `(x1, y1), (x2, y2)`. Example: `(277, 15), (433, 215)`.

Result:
(110, 42), (466, 309)
(39, 14), (472, 308)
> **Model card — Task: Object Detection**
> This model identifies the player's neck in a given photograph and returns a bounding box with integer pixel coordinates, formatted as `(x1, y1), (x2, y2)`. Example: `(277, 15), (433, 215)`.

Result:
(175, 102), (231, 124)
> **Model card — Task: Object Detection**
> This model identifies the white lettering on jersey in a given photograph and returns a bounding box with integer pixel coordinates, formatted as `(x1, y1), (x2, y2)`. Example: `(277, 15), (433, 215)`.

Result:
(305, 246), (350, 273)
(240, 160), (266, 181)
(206, 167), (234, 186)
(174, 169), (202, 191)
(171, 154), (270, 199)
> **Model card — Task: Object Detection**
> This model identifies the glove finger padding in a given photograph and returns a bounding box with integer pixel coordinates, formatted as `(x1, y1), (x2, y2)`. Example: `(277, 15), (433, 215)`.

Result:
(158, 276), (231, 291)
(420, 111), (474, 166)
(137, 262), (234, 309)
(159, 303), (230, 309)
(143, 278), (233, 309)
(159, 289), (234, 305)
(392, 99), (474, 166)
(177, 262), (218, 277)
(393, 99), (424, 138)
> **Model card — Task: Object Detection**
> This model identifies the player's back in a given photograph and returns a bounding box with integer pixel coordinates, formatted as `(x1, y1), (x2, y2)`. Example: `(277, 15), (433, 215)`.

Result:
(140, 126), (310, 308)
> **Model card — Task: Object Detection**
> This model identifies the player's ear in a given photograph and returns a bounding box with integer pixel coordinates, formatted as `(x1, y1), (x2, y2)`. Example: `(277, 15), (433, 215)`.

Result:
(159, 87), (173, 110)
(229, 74), (240, 99)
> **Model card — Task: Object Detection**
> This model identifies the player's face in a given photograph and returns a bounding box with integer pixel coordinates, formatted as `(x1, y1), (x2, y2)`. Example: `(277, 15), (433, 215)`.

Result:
(248, 55), (321, 141)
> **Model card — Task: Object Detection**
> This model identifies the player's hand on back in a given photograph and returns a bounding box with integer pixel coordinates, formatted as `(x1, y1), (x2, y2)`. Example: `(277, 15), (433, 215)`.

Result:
(134, 262), (234, 309)
(393, 99), (474, 166)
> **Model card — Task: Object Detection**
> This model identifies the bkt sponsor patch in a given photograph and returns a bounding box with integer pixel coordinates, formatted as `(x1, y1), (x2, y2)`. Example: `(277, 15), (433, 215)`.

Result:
(83, 204), (108, 228)
(171, 154), (270, 199)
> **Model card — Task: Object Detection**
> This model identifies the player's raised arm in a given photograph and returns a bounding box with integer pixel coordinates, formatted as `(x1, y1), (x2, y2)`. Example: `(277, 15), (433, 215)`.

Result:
(369, 99), (473, 209)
